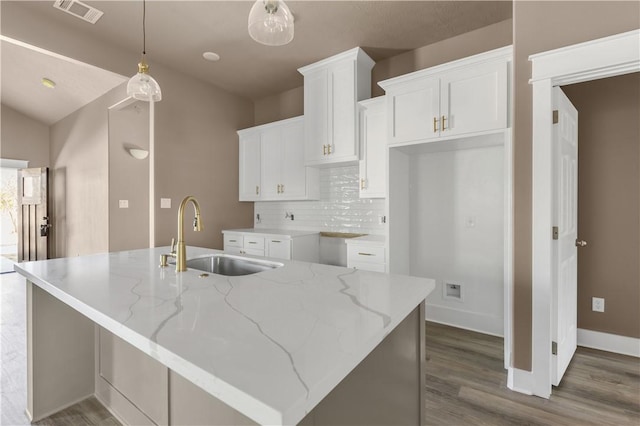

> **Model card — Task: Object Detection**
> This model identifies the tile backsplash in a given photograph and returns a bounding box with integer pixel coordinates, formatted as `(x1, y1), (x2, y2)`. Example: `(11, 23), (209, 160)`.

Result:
(254, 165), (385, 235)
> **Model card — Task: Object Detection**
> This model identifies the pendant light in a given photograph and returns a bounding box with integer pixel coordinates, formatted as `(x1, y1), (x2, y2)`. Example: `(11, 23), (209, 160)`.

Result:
(248, 0), (294, 47)
(127, 0), (162, 101)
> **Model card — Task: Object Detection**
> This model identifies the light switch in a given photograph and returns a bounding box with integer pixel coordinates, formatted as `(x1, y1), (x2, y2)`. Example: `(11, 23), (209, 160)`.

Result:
(119, 200), (129, 208)
(161, 198), (171, 209)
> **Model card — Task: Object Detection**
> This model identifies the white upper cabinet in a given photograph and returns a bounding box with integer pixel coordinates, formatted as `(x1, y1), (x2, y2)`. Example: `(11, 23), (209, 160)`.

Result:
(237, 116), (319, 202)
(358, 97), (387, 198)
(379, 46), (511, 146)
(299, 47), (375, 166)
(238, 130), (261, 201)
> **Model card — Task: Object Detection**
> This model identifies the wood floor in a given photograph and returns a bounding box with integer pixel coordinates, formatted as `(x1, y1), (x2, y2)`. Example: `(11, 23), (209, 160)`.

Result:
(2, 273), (639, 425)
(425, 322), (640, 425)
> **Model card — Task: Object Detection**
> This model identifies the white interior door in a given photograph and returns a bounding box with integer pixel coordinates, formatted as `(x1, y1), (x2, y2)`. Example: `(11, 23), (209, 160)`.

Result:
(552, 87), (578, 386)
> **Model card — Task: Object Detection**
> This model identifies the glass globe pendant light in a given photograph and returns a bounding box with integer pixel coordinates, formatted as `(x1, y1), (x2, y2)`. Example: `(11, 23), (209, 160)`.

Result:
(248, 0), (294, 47)
(127, 0), (162, 101)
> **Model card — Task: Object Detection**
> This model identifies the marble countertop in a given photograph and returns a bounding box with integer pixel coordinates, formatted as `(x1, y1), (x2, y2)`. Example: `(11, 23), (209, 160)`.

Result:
(223, 228), (319, 238)
(15, 247), (433, 425)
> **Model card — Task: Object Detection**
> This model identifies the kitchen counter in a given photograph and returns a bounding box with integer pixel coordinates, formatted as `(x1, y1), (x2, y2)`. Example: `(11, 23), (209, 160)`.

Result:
(16, 247), (434, 425)
(223, 228), (319, 238)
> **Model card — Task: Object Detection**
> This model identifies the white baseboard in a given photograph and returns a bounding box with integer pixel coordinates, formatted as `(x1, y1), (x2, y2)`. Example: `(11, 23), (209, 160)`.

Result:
(425, 304), (503, 337)
(577, 328), (640, 358)
(507, 367), (534, 396)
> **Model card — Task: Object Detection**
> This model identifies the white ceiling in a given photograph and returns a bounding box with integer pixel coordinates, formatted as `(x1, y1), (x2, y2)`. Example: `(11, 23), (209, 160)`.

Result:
(1, 38), (127, 125)
(1, 1), (512, 125)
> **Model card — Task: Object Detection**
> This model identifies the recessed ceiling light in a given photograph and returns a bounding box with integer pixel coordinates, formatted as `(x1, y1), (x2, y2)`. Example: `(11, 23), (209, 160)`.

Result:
(202, 52), (220, 62)
(41, 77), (56, 89)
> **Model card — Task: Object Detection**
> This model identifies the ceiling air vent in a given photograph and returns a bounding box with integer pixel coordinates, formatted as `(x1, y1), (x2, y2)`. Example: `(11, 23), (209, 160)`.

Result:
(53, 0), (104, 24)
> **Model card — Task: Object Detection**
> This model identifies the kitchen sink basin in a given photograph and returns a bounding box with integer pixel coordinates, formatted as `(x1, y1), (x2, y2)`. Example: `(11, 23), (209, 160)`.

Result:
(184, 254), (283, 276)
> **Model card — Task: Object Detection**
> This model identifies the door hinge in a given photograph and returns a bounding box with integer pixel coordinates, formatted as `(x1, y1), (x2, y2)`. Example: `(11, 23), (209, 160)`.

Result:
(552, 341), (558, 355)
(552, 110), (559, 124)
(552, 226), (559, 240)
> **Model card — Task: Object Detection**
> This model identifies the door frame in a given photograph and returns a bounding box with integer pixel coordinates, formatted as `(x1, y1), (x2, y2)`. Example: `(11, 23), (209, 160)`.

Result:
(514, 29), (640, 398)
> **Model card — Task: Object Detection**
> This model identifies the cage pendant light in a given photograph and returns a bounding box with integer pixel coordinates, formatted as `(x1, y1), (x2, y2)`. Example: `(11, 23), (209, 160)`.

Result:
(127, 0), (162, 101)
(248, 0), (294, 46)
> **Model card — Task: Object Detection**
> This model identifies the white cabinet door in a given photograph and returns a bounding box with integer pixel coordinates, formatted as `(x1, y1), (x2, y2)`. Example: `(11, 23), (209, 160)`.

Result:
(267, 238), (291, 260)
(300, 47), (373, 166)
(330, 60), (358, 162)
(359, 98), (386, 198)
(281, 119), (307, 198)
(440, 60), (507, 137)
(387, 77), (440, 145)
(238, 131), (261, 201)
(260, 126), (282, 199)
(304, 69), (329, 165)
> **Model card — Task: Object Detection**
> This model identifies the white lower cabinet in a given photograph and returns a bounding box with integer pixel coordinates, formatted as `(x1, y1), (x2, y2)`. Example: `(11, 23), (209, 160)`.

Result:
(346, 236), (387, 273)
(223, 230), (319, 262)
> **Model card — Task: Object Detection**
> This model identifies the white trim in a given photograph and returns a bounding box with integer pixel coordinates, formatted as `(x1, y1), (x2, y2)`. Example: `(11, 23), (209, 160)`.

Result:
(379, 46), (512, 90)
(0, 35), (127, 80)
(525, 30), (640, 398)
(425, 306), (503, 338)
(0, 158), (29, 169)
(529, 30), (640, 85)
(507, 367), (534, 395)
(578, 329), (640, 358)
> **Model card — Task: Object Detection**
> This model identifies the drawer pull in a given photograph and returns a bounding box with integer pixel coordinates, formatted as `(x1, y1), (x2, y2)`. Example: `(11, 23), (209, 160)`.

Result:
(248, 241), (257, 245)
(358, 252), (375, 256)
(271, 240), (281, 243)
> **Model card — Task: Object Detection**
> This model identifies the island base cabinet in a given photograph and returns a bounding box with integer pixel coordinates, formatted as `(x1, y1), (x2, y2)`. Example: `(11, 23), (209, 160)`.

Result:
(96, 328), (168, 425)
(26, 282), (95, 423)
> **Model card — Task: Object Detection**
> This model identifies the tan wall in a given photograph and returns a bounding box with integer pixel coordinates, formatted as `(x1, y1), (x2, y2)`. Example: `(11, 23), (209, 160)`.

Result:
(152, 65), (255, 250)
(562, 73), (640, 339)
(3, 2), (255, 254)
(49, 85), (127, 257)
(0, 104), (50, 167)
(254, 87), (304, 126)
(513, 1), (640, 370)
(252, 20), (512, 123)
(108, 101), (150, 252)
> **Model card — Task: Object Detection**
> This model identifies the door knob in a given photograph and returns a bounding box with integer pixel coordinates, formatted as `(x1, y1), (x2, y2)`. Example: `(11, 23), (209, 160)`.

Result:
(575, 239), (588, 247)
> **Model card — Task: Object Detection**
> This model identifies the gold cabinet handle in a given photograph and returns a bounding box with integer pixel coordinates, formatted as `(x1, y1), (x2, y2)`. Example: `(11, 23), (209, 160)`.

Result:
(277, 184), (280, 193)
(328, 144), (333, 155)
(271, 240), (281, 243)
(441, 115), (447, 131)
(433, 117), (438, 133)
(248, 241), (257, 244)
(358, 252), (374, 256)
(323, 144), (327, 155)
(256, 185), (259, 195)
(360, 178), (366, 190)
(281, 184), (284, 193)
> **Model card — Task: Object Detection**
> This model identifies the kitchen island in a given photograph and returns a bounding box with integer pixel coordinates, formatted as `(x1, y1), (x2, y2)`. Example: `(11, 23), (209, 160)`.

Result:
(15, 247), (434, 425)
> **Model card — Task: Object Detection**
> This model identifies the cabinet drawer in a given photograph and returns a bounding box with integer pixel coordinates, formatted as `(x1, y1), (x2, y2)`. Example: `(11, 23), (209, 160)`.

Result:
(347, 245), (386, 263)
(224, 246), (243, 255)
(243, 248), (265, 257)
(244, 236), (265, 249)
(224, 234), (243, 248)
(350, 261), (386, 273)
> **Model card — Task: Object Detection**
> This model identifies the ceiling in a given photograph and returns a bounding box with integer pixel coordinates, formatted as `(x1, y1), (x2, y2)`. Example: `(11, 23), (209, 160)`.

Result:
(1, 38), (127, 125)
(1, 1), (512, 125)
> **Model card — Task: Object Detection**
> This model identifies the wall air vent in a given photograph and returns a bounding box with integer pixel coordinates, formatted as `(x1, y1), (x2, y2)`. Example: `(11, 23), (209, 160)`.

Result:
(53, 0), (104, 24)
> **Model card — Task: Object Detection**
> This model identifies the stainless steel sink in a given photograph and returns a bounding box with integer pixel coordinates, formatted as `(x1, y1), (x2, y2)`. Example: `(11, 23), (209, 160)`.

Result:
(184, 254), (283, 276)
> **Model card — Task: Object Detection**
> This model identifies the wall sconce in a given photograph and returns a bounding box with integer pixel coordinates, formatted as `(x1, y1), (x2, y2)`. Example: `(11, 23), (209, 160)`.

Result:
(127, 148), (149, 160)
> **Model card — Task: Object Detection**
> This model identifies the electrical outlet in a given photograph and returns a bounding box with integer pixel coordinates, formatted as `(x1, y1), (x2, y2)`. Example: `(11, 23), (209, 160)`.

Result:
(592, 297), (605, 312)
(118, 200), (129, 208)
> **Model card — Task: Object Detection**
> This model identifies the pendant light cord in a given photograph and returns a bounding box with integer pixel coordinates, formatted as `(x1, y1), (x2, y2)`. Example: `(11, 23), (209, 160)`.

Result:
(142, 0), (146, 56)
